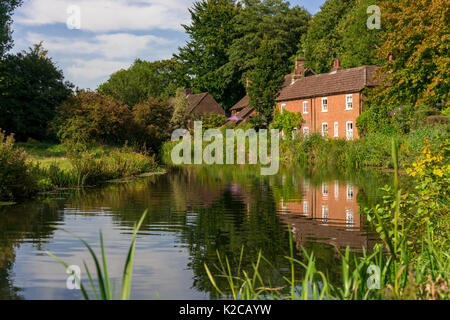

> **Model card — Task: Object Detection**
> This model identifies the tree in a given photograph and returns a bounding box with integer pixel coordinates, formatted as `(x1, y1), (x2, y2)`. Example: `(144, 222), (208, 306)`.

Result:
(0, 43), (73, 141)
(301, 0), (355, 73)
(227, 0), (311, 83)
(246, 38), (286, 124)
(175, 0), (243, 109)
(132, 98), (173, 152)
(374, 0), (449, 109)
(170, 88), (190, 130)
(98, 59), (182, 107)
(0, 0), (22, 58)
(337, 0), (383, 68)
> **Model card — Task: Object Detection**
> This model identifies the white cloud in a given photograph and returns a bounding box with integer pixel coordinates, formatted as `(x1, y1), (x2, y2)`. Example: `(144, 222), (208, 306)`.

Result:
(67, 58), (131, 82)
(15, 0), (194, 32)
(26, 32), (171, 59)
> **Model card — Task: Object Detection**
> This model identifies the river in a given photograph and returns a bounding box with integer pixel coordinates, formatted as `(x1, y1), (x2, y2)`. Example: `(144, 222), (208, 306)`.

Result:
(0, 165), (391, 300)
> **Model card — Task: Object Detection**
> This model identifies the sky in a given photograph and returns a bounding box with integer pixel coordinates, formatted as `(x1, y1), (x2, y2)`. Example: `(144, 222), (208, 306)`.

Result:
(11, 0), (326, 90)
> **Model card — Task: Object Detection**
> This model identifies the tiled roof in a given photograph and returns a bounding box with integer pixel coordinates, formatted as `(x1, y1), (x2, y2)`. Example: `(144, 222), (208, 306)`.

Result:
(276, 65), (381, 102)
(186, 92), (209, 113)
(230, 95), (250, 111)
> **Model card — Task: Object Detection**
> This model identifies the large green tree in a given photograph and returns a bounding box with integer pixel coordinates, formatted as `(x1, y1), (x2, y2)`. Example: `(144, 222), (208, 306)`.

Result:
(337, 0), (383, 68)
(301, 0), (355, 73)
(0, 0), (21, 58)
(98, 58), (182, 107)
(175, 0), (242, 109)
(246, 38), (286, 124)
(0, 43), (72, 141)
(375, 0), (449, 109)
(227, 0), (311, 82)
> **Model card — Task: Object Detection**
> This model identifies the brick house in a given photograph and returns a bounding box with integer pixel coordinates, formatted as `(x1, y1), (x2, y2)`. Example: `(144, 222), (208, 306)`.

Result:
(275, 57), (380, 140)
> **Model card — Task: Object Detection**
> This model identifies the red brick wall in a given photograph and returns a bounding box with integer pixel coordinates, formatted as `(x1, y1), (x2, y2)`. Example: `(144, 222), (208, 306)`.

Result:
(277, 92), (361, 139)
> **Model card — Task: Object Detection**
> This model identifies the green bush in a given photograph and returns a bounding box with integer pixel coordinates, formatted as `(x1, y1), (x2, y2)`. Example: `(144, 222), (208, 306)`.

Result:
(0, 131), (39, 201)
(202, 113), (227, 129)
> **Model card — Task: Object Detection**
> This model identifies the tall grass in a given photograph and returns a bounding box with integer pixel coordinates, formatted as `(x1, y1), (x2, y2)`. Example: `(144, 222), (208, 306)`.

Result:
(46, 210), (148, 300)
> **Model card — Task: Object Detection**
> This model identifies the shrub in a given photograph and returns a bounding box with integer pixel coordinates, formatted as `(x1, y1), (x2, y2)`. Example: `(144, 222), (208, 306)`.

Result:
(52, 91), (133, 146)
(202, 113), (226, 129)
(0, 131), (39, 201)
(131, 97), (172, 153)
(271, 109), (303, 138)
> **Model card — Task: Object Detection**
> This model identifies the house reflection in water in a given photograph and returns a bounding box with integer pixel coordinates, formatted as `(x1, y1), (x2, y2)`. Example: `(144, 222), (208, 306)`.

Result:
(278, 179), (375, 250)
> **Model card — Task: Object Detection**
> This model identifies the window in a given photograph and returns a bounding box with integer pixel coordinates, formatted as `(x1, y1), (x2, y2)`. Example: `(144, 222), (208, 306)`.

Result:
(321, 97), (328, 112)
(334, 180), (339, 199)
(303, 101), (308, 114)
(346, 209), (354, 227)
(321, 123), (328, 137)
(347, 183), (354, 200)
(281, 103), (286, 113)
(322, 182), (329, 197)
(346, 94), (353, 110)
(303, 201), (309, 215)
(322, 206), (329, 223)
(292, 127), (298, 140)
(303, 127), (309, 137)
(346, 121), (354, 140)
(334, 122), (339, 137)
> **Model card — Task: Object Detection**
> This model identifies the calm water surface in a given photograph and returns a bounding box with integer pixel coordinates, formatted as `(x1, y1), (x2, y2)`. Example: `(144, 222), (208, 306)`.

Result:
(0, 166), (390, 300)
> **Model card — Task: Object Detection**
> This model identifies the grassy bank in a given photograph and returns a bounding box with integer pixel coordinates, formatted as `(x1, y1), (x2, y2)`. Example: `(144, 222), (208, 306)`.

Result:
(0, 133), (161, 203)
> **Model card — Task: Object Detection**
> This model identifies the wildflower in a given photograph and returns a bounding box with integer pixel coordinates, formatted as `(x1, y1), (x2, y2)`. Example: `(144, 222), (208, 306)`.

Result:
(433, 169), (443, 177)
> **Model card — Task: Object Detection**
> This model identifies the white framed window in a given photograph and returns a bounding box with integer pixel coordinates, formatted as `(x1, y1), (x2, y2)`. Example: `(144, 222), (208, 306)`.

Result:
(322, 182), (329, 196)
(303, 201), (309, 215)
(346, 209), (354, 227)
(334, 122), (339, 137)
(334, 180), (339, 199)
(303, 127), (309, 137)
(346, 94), (353, 110)
(281, 103), (286, 113)
(346, 121), (354, 140)
(292, 127), (298, 140)
(321, 97), (328, 112)
(322, 205), (329, 223)
(303, 101), (308, 114)
(321, 123), (328, 137)
(347, 183), (354, 200)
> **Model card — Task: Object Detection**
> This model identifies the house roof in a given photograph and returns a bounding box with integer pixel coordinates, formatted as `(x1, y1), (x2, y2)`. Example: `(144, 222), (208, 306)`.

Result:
(276, 65), (381, 102)
(186, 92), (209, 113)
(230, 95), (250, 111)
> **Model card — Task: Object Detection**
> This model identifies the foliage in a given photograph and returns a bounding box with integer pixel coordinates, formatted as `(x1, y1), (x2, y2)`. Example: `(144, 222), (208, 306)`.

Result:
(0, 0), (22, 57)
(47, 211), (148, 300)
(132, 97), (173, 153)
(52, 91), (133, 146)
(175, 0), (243, 109)
(271, 109), (303, 138)
(0, 131), (38, 201)
(170, 88), (190, 130)
(0, 43), (73, 141)
(98, 59), (182, 107)
(300, 0), (355, 73)
(337, 0), (383, 68)
(375, 0), (450, 109)
(202, 113), (227, 129)
(227, 0), (310, 87)
(246, 37), (286, 124)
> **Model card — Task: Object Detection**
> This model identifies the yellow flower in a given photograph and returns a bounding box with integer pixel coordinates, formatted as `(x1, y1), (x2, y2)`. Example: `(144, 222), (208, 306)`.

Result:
(433, 169), (444, 177)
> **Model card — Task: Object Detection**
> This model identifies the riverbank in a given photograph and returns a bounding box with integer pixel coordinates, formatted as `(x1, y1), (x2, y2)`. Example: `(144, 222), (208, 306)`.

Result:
(0, 133), (163, 203)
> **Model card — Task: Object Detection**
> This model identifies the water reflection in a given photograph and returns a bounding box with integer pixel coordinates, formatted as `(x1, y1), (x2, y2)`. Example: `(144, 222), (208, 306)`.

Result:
(0, 166), (389, 300)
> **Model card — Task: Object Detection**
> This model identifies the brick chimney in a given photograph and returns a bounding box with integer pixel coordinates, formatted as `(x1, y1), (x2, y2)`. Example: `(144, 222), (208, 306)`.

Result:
(331, 59), (341, 72)
(291, 56), (306, 84)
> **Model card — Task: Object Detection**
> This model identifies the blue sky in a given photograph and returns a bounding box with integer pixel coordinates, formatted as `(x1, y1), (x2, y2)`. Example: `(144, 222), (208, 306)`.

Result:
(11, 0), (326, 89)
